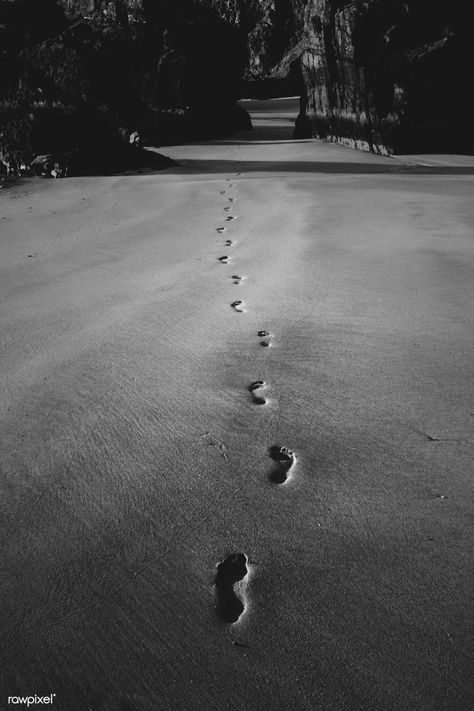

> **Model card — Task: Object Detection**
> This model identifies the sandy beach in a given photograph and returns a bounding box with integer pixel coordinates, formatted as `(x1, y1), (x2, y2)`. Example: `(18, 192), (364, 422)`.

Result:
(1, 98), (474, 710)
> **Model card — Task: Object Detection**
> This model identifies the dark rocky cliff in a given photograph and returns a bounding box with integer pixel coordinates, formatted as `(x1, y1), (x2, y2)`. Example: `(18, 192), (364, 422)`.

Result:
(1, 0), (471, 171)
(246, 0), (472, 154)
(0, 0), (252, 175)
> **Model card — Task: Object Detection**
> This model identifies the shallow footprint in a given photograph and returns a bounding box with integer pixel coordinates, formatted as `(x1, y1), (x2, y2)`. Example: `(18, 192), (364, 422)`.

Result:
(269, 446), (296, 484)
(218, 256), (229, 264)
(249, 380), (267, 405)
(231, 300), (244, 312)
(224, 206), (232, 212)
(216, 227), (226, 234)
(232, 275), (243, 285)
(225, 216), (236, 222)
(220, 190), (227, 195)
(215, 553), (248, 623)
(225, 239), (233, 247)
(227, 197), (234, 203)
(258, 330), (272, 347)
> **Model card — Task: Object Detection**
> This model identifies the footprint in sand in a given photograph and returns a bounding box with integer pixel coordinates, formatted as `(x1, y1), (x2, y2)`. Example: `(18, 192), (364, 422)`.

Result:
(225, 216), (236, 222)
(220, 190), (227, 195)
(269, 446), (297, 484)
(258, 330), (272, 347)
(231, 300), (244, 312)
(225, 239), (233, 247)
(218, 256), (229, 264)
(227, 198), (234, 203)
(216, 227), (226, 234)
(249, 380), (267, 406)
(215, 553), (249, 624)
(232, 275), (243, 285)
(224, 206), (232, 212)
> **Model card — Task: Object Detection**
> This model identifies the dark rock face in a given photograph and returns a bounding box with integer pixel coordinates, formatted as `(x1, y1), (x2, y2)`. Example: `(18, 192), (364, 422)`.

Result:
(0, 0), (252, 175)
(2, 0), (468, 162)
(154, 4), (252, 136)
(246, 0), (472, 154)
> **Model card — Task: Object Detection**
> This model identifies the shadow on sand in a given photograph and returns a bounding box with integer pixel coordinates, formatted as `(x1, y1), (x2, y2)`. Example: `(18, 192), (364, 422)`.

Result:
(162, 158), (474, 176)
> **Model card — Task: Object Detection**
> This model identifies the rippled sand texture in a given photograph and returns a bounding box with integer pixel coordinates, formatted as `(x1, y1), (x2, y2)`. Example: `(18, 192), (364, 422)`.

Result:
(1, 99), (474, 710)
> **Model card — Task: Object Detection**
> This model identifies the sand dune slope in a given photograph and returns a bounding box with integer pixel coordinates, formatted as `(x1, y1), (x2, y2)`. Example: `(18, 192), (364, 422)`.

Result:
(1, 99), (474, 710)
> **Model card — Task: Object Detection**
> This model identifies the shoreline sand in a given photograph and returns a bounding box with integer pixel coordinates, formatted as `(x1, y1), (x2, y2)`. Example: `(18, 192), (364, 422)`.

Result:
(1, 99), (473, 710)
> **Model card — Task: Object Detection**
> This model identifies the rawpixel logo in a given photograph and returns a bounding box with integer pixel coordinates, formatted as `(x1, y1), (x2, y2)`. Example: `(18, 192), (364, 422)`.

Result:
(7, 695), (56, 706)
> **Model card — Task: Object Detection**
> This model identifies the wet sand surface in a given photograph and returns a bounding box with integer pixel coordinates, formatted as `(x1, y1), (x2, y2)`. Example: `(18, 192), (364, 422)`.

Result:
(1, 98), (474, 710)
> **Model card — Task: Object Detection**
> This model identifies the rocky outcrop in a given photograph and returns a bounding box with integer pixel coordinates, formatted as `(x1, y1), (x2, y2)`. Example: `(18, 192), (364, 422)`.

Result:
(153, 3), (251, 137)
(2, 0), (469, 163)
(245, 0), (472, 154)
(0, 0), (252, 176)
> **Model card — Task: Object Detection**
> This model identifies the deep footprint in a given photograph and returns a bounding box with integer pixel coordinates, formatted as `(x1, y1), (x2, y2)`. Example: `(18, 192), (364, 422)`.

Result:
(218, 256), (229, 263)
(269, 446), (296, 484)
(215, 553), (248, 623)
(225, 239), (233, 247)
(224, 206), (232, 212)
(216, 227), (226, 233)
(232, 275), (243, 284)
(225, 216), (236, 222)
(249, 380), (267, 405)
(231, 300), (244, 312)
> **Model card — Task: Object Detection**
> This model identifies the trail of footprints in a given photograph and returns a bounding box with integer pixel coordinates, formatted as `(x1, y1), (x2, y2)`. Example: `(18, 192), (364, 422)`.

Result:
(213, 173), (297, 627)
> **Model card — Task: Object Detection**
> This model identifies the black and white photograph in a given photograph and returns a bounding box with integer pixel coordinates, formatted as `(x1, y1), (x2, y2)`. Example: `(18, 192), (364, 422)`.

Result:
(1, 1), (473, 709)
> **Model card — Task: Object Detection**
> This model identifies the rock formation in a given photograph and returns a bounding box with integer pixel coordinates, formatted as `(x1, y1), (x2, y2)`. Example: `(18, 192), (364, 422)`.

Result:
(0, 0), (251, 175)
(245, 0), (472, 154)
(1, 0), (471, 168)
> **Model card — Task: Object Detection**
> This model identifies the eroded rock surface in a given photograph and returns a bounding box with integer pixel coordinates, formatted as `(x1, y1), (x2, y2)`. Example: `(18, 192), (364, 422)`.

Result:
(245, 0), (472, 154)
